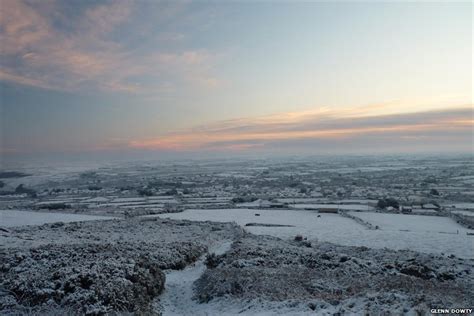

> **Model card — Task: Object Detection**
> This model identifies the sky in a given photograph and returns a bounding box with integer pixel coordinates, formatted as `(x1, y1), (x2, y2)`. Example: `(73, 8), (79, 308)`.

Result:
(0, 0), (472, 162)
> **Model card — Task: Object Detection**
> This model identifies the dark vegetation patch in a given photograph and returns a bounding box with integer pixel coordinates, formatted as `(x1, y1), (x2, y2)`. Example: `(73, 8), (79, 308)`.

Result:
(15, 184), (36, 196)
(0, 171), (30, 179)
(0, 184), (37, 197)
(377, 197), (399, 209)
(87, 186), (102, 191)
(37, 203), (72, 210)
(232, 196), (258, 203)
(137, 188), (154, 196)
(0, 241), (206, 315)
(244, 223), (295, 227)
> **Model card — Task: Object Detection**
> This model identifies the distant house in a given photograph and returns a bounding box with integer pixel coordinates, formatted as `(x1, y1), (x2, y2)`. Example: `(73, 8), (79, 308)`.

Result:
(400, 206), (412, 214)
(422, 203), (440, 210)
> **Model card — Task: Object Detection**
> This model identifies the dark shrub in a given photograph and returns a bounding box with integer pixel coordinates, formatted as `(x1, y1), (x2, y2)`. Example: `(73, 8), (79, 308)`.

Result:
(377, 198), (399, 209)
(205, 253), (223, 269)
(138, 188), (153, 196)
(231, 196), (257, 203)
(15, 184), (36, 196)
(87, 185), (102, 191)
(39, 203), (71, 210)
(165, 188), (178, 196)
(0, 171), (29, 178)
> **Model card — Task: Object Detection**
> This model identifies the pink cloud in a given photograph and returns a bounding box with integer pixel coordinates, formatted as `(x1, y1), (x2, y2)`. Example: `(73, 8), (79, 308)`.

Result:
(0, 69), (55, 90)
(0, 0), (219, 94)
(127, 105), (473, 151)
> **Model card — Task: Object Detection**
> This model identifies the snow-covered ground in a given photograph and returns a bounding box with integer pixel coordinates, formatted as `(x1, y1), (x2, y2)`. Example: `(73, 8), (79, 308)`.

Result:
(446, 203), (474, 210)
(2, 156), (473, 315)
(349, 211), (471, 234)
(452, 210), (474, 216)
(0, 210), (116, 227)
(292, 204), (374, 211)
(158, 209), (474, 258)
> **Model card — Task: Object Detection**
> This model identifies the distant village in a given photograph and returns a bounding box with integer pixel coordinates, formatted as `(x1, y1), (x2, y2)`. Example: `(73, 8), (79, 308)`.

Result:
(1, 156), (473, 229)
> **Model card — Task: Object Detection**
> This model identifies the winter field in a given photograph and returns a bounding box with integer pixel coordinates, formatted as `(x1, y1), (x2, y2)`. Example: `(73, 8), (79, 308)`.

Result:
(158, 208), (473, 258)
(1, 155), (473, 315)
(0, 210), (116, 227)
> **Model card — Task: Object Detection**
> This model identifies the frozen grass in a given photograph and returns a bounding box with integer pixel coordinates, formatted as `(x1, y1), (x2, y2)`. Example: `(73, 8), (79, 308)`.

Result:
(158, 209), (474, 258)
(0, 210), (116, 228)
(193, 234), (474, 316)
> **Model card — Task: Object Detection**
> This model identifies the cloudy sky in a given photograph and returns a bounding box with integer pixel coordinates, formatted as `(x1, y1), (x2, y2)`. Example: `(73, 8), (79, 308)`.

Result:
(0, 0), (472, 160)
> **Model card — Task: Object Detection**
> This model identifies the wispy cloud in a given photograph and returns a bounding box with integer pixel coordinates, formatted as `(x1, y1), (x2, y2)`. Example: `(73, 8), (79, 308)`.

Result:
(128, 104), (473, 151)
(0, 0), (219, 93)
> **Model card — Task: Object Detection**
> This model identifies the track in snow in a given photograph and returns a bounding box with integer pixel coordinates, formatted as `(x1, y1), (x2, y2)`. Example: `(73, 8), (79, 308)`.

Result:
(158, 240), (233, 316)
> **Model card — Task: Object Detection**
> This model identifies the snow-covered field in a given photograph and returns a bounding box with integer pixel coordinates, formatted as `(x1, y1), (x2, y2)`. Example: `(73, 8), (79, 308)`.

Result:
(0, 210), (116, 227)
(447, 203), (474, 210)
(158, 209), (474, 258)
(349, 211), (470, 234)
(452, 210), (474, 216)
(292, 203), (374, 211)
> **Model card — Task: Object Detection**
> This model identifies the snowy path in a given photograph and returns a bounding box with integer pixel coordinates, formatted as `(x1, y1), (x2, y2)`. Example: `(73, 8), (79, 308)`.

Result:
(159, 240), (233, 316)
